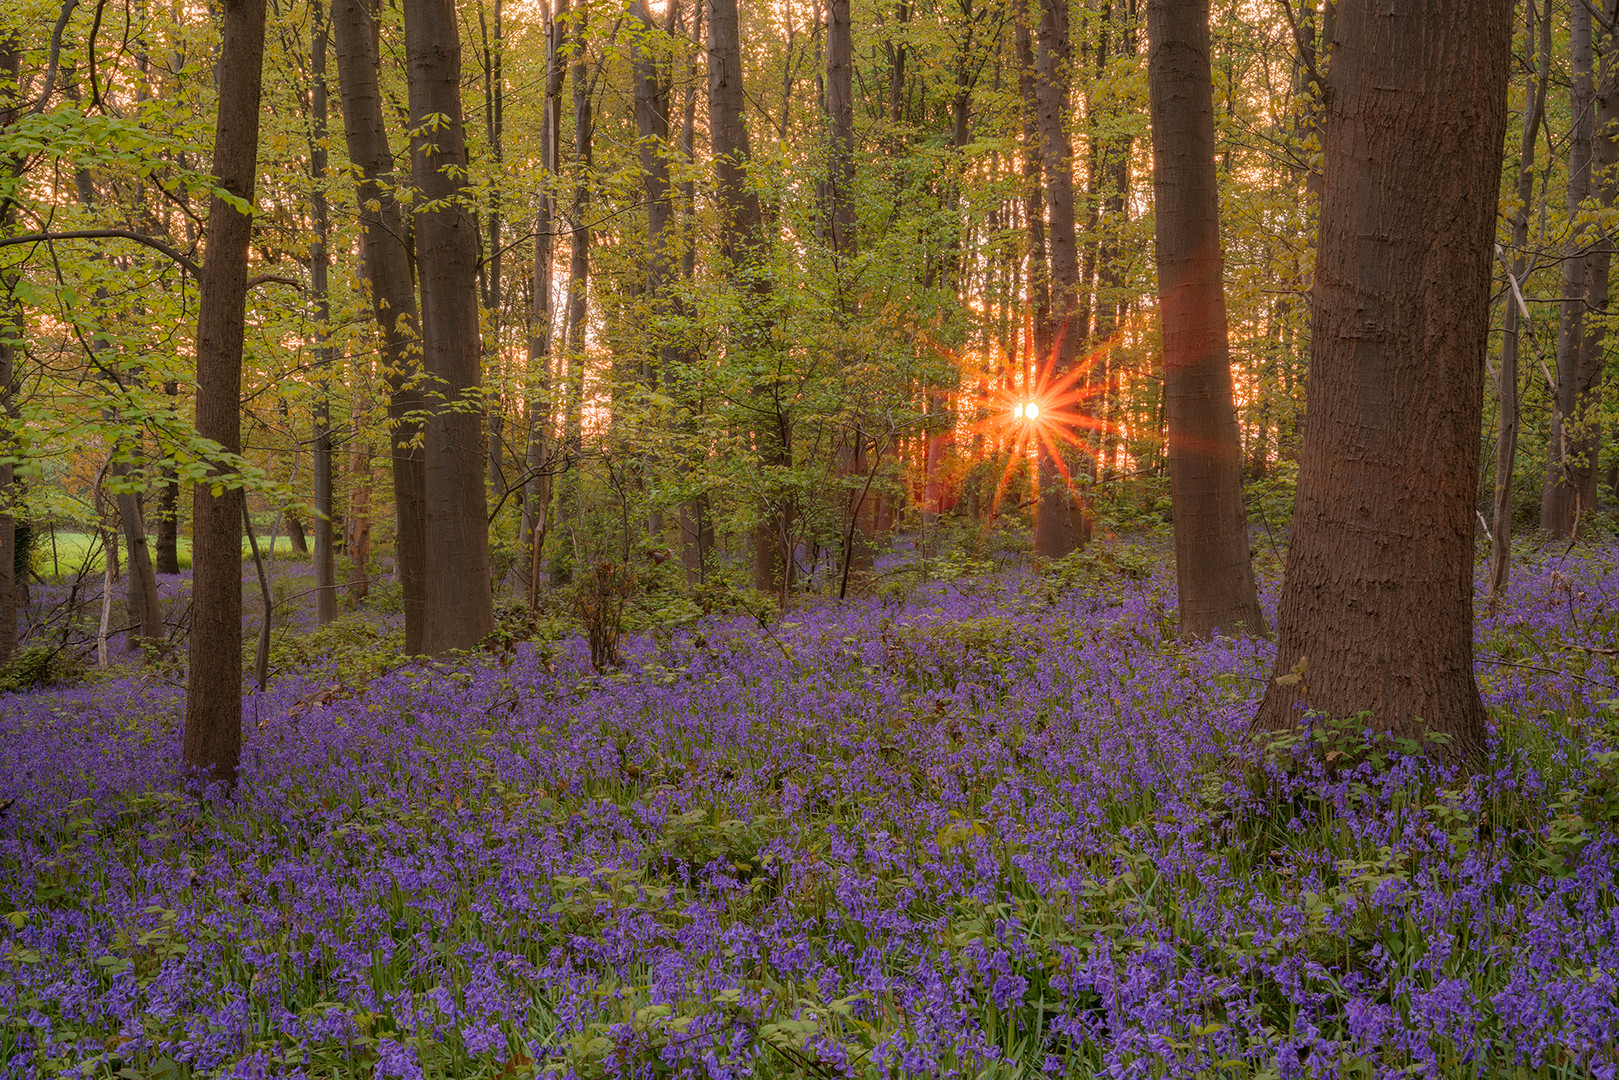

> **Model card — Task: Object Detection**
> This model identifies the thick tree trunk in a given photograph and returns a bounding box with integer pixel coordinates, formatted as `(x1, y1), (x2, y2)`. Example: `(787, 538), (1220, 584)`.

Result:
(557, 10), (592, 558)
(1489, 0), (1550, 606)
(1146, 0), (1265, 639)
(709, 0), (786, 598)
(184, 0), (269, 789)
(1253, 0), (1511, 767)
(332, 0), (427, 649)
(403, 0), (495, 652)
(676, 1), (711, 584)
(310, 2), (338, 627)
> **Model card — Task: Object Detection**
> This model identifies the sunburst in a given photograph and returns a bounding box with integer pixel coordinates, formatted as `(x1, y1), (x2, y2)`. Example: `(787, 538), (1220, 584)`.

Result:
(966, 316), (1133, 525)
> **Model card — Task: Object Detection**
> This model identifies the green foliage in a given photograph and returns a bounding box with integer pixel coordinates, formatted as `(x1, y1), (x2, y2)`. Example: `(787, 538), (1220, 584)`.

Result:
(0, 646), (80, 694)
(265, 616), (405, 685)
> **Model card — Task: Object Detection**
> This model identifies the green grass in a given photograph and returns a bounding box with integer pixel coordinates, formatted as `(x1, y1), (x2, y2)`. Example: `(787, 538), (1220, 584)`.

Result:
(34, 530), (308, 578)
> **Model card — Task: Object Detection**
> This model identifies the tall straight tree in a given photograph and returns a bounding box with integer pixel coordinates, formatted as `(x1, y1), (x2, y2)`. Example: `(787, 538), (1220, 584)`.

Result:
(332, 0), (428, 653)
(1030, 0), (1086, 558)
(403, 0), (495, 652)
(1254, 0), (1512, 766)
(522, 0), (567, 607)
(1145, 0), (1265, 639)
(184, 0), (270, 788)
(0, 31), (23, 665)
(1489, 0), (1550, 605)
(1541, 0), (1618, 536)
(308, 0), (338, 628)
(708, 0), (785, 597)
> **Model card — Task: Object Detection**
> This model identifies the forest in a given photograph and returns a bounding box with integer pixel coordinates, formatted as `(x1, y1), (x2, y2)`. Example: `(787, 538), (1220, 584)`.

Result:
(1, 0), (1618, 1075)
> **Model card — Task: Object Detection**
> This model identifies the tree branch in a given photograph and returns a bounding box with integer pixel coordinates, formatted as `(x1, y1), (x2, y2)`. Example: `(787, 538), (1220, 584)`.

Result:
(0, 229), (202, 277)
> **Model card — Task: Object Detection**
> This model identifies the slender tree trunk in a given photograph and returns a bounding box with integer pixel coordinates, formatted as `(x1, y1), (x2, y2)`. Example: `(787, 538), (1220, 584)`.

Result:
(826, 0), (873, 582)
(1253, 0), (1511, 768)
(403, 0), (495, 652)
(1031, 0), (1086, 557)
(332, 0), (427, 649)
(1541, 1), (1617, 535)
(310, 0), (338, 627)
(184, 0), (269, 789)
(1146, 0), (1265, 639)
(1489, 0), (1550, 605)
(676, 0), (711, 584)
(556, 5), (593, 561)
(0, 33), (22, 663)
(709, 0), (785, 598)
(481, 0), (507, 504)
(155, 380), (180, 573)
(523, 0), (566, 607)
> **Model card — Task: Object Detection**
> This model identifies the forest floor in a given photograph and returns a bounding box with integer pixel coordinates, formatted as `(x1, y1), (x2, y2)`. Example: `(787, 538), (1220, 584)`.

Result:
(1, 538), (1617, 1079)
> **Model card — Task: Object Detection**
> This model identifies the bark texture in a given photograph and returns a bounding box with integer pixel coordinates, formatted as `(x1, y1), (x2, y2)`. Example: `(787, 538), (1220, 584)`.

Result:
(1253, 0), (1512, 767)
(1145, 0), (1265, 639)
(331, 0), (427, 650)
(404, 0), (495, 652)
(184, 0), (269, 789)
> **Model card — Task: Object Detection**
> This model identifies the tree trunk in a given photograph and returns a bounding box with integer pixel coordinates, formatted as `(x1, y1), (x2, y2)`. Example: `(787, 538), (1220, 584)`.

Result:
(826, 0), (873, 583)
(0, 33), (21, 664)
(1031, 0), (1086, 558)
(709, 0), (786, 598)
(155, 382), (180, 574)
(481, 0), (507, 504)
(1542, 3), (1618, 536)
(403, 0), (495, 653)
(676, 0), (711, 584)
(184, 0), (269, 790)
(1253, 0), (1511, 768)
(1145, 0), (1265, 639)
(1489, 0), (1550, 606)
(556, 5), (593, 561)
(332, 0), (427, 649)
(310, 1), (338, 627)
(523, 0), (566, 608)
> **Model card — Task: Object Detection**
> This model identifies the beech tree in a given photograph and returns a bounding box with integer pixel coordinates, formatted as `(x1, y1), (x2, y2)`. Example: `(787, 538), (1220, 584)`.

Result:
(1145, 0), (1264, 639)
(403, 0), (495, 652)
(1254, 0), (1512, 766)
(332, 0), (429, 652)
(184, 0), (270, 787)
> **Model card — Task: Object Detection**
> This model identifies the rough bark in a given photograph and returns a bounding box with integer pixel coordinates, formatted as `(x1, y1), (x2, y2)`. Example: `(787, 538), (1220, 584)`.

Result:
(332, 0), (427, 649)
(310, 1), (338, 627)
(184, 0), (269, 789)
(1489, 0), (1549, 606)
(1146, 0), (1265, 639)
(1253, 0), (1512, 768)
(403, 0), (496, 652)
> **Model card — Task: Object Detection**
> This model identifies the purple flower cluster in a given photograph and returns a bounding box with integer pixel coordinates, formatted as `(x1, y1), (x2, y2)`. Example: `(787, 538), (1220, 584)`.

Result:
(1, 546), (1616, 1078)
